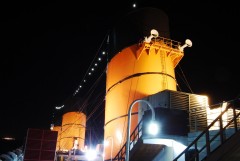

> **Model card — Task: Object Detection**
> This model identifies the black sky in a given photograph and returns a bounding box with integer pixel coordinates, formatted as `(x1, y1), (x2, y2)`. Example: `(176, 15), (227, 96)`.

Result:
(1, 0), (240, 153)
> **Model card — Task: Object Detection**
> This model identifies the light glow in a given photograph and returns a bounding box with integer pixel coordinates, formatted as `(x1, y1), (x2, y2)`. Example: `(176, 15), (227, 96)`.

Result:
(104, 140), (109, 147)
(148, 121), (159, 135)
(85, 149), (97, 160)
(55, 105), (64, 110)
(50, 124), (54, 130)
(2, 137), (15, 141)
(104, 136), (113, 161)
(116, 130), (122, 143)
(207, 102), (228, 130)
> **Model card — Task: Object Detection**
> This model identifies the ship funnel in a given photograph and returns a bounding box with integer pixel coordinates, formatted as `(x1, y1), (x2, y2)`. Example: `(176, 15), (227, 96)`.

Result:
(179, 39), (192, 52)
(144, 29), (159, 43)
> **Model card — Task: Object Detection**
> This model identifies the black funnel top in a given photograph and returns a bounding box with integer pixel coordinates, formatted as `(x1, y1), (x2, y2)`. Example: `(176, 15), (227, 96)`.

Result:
(108, 7), (170, 59)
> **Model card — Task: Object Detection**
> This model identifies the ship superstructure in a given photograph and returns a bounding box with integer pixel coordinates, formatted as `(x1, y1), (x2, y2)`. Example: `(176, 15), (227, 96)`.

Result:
(1, 7), (239, 161)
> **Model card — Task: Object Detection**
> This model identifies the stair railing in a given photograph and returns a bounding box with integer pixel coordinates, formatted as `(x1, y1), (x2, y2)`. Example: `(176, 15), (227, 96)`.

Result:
(173, 99), (240, 161)
(112, 119), (143, 161)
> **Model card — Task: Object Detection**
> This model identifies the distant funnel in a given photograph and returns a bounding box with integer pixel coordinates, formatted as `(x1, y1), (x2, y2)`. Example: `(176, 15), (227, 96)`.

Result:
(60, 112), (86, 151)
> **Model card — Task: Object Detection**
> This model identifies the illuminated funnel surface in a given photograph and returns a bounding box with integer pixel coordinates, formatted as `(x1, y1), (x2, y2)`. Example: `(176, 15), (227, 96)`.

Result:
(104, 7), (184, 160)
(60, 112), (86, 150)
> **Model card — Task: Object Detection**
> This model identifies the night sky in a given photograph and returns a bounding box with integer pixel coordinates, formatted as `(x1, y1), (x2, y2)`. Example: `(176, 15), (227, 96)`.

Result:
(1, 0), (239, 153)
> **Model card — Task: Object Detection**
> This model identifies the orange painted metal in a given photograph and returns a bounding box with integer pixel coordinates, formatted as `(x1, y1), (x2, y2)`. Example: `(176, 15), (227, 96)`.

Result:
(60, 112), (86, 151)
(104, 39), (183, 160)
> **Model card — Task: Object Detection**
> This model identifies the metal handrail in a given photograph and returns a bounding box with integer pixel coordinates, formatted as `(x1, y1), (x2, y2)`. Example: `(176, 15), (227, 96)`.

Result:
(173, 99), (240, 161)
(112, 119), (143, 161)
(111, 98), (239, 161)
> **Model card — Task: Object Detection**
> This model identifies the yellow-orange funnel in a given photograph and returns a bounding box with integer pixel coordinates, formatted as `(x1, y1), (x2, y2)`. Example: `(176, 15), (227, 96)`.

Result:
(60, 112), (86, 151)
(104, 37), (183, 159)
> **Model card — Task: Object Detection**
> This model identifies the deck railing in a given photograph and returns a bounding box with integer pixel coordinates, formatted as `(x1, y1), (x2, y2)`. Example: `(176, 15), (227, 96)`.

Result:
(112, 119), (143, 161)
(173, 98), (240, 161)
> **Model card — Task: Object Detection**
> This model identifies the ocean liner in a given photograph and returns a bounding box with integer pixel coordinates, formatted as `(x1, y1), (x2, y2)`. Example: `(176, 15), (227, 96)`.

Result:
(1, 7), (239, 161)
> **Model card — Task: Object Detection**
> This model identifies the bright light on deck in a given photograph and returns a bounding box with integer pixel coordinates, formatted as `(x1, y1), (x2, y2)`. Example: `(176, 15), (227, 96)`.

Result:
(85, 149), (97, 160)
(148, 121), (159, 135)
